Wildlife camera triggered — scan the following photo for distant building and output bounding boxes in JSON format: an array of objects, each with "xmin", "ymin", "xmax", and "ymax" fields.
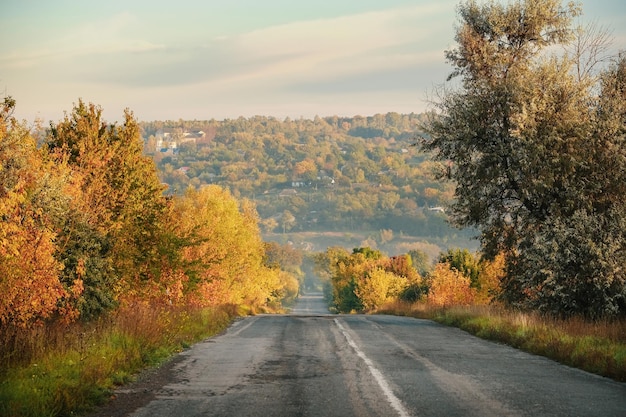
[{"xmin": 428, "ymin": 206, "xmax": 446, "ymax": 213}]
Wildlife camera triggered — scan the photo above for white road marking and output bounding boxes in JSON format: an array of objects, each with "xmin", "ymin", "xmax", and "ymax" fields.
[
  {"xmin": 363, "ymin": 318, "xmax": 518, "ymax": 416},
  {"xmin": 227, "ymin": 317, "xmax": 258, "ymax": 337},
  {"xmin": 334, "ymin": 318, "xmax": 412, "ymax": 417}
]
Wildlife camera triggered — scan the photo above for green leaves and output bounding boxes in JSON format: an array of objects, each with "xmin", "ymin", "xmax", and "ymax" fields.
[{"xmin": 425, "ymin": 1, "xmax": 626, "ymax": 318}]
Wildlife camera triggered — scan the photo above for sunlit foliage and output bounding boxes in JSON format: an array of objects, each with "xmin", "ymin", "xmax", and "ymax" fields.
[
  {"xmin": 427, "ymin": 263, "xmax": 476, "ymax": 307},
  {"xmin": 171, "ymin": 186, "xmax": 282, "ymax": 308},
  {"xmin": 1, "ymin": 98, "xmax": 294, "ymax": 329},
  {"xmin": 0, "ymin": 108, "xmax": 73, "ymax": 326},
  {"xmin": 318, "ymin": 247, "xmax": 423, "ymax": 312}
]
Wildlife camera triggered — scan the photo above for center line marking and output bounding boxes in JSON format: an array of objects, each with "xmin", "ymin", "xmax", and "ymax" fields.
[{"xmin": 334, "ymin": 318, "xmax": 412, "ymax": 417}]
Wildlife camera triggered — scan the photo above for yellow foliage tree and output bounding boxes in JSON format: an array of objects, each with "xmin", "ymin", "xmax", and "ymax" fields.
[
  {"xmin": 476, "ymin": 253, "xmax": 506, "ymax": 304},
  {"xmin": 172, "ymin": 186, "xmax": 281, "ymax": 308},
  {"xmin": 293, "ymin": 158, "xmax": 317, "ymax": 181},
  {"xmin": 427, "ymin": 262, "xmax": 476, "ymax": 307},
  {"xmin": 355, "ymin": 268, "xmax": 407, "ymax": 311}
]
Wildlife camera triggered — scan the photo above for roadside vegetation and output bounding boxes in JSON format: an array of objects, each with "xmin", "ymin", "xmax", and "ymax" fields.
[
  {"xmin": 379, "ymin": 303, "xmax": 626, "ymax": 382},
  {"xmin": 0, "ymin": 303, "xmax": 233, "ymax": 417},
  {"xmin": 0, "ymin": 98, "xmax": 300, "ymax": 417},
  {"xmin": 317, "ymin": 246, "xmax": 626, "ymax": 382},
  {"xmin": 422, "ymin": 0, "xmax": 626, "ymax": 320},
  {"xmin": 375, "ymin": 0, "xmax": 626, "ymax": 382}
]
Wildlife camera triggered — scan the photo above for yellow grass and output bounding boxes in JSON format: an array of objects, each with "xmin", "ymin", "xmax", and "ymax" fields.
[
  {"xmin": 0, "ymin": 303, "xmax": 235, "ymax": 417},
  {"xmin": 378, "ymin": 301, "xmax": 626, "ymax": 381}
]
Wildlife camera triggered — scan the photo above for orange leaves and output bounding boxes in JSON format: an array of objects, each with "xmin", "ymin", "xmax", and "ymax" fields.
[
  {"xmin": 1, "ymin": 99, "xmax": 292, "ymax": 330},
  {"xmin": 293, "ymin": 159, "xmax": 317, "ymax": 180},
  {"xmin": 0, "ymin": 192, "xmax": 66, "ymax": 326},
  {"xmin": 475, "ymin": 254, "xmax": 505, "ymax": 304},
  {"xmin": 0, "ymin": 119, "xmax": 73, "ymax": 327},
  {"xmin": 427, "ymin": 263, "xmax": 476, "ymax": 307}
]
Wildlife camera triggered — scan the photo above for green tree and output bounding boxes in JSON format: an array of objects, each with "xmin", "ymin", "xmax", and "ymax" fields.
[
  {"xmin": 438, "ymin": 249, "xmax": 481, "ymax": 289},
  {"xmin": 313, "ymin": 247, "xmax": 350, "ymax": 303},
  {"xmin": 408, "ymin": 249, "xmax": 432, "ymax": 277},
  {"xmin": 423, "ymin": 0, "xmax": 626, "ymax": 318},
  {"xmin": 46, "ymin": 100, "xmax": 168, "ymax": 302}
]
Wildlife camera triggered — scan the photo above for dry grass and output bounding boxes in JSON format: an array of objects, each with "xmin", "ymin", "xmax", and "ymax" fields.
[
  {"xmin": 0, "ymin": 303, "xmax": 235, "ymax": 417},
  {"xmin": 378, "ymin": 301, "xmax": 626, "ymax": 381}
]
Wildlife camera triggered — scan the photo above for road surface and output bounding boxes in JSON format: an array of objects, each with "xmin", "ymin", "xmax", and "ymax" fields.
[{"xmin": 116, "ymin": 293, "xmax": 626, "ymax": 416}]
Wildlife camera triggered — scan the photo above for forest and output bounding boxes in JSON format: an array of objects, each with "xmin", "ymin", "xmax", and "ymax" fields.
[{"xmin": 140, "ymin": 112, "xmax": 476, "ymax": 256}]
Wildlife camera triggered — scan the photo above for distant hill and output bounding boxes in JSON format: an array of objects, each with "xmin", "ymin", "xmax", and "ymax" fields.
[{"xmin": 140, "ymin": 113, "xmax": 477, "ymax": 257}]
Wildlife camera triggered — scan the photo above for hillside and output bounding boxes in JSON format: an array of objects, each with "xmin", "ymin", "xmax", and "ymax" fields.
[{"xmin": 140, "ymin": 113, "xmax": 477, "ymax": 256}]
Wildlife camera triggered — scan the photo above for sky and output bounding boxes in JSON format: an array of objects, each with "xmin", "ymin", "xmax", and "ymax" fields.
[{"xmin": 1, "ymin": 0, "xmax": 625, "ymax": 123}]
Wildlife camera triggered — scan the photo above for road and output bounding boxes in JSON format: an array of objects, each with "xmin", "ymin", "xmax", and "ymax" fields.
[{"xmin": 123, "ymin": 293, "xmax": 626, "ymax": 417}]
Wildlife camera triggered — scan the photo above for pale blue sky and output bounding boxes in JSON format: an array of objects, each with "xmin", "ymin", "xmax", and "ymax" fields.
[{"xmin": 1, "ymin": 1, "xmax": 624, "ymax": 122}]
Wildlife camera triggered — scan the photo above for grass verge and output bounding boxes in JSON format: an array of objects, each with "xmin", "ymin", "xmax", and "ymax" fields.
[
  {"xmin": 377, "ymin": 302, "xmax": 626, "ymax": 382},
  {"xmin": 0, "ymin": 303, "xmax": 235, "ymax": 417}
]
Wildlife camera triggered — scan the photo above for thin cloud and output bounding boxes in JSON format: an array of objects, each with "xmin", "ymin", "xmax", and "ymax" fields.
[
  {"xmin": 228, "ymin": 4, "xmax": 451, "ymax": 83},
  {"xmin": 144, "ymin": 2, "xmax": 454, "ymax": 103},
  {"xmin": 32, "ymin": 3, "xmax": 452, "ymax": 92},
  {"xmin": 3, "ymin": 0, "xmax": 621, "ymax": 122},
  {"xmin": 0, "ymin": 11, "xmax": 165, "ymax": 70}
]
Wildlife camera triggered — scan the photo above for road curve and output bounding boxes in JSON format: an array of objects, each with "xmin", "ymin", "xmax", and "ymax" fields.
[{"xmin": 125, "ymin": 294, "xmax": 625, "ymax": 417}]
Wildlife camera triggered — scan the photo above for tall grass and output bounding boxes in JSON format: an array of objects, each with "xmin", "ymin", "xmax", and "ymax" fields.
[
  {"xmin": 0, "ymin": 303, "xmax": 234, "ymax": 417},
  {"xmin": 378, "ymin": 301, "xmax": 626, "ymax": 382}
]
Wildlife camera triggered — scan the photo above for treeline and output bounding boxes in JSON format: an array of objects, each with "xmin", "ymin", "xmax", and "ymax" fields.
[
  {"xmin": 139, "ymin": 113, "xmax": 472, "ymax": 242},
  {"xmin": 315, "ymin": 246, "xmax": 501, "ymax": 313},
  {"xmin": 0, "ymin": 98, "xmax": 298, "ymax": 332}
]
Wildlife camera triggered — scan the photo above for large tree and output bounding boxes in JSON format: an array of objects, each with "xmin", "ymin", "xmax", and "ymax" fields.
[
  {"xmin": 46, "ymin": 101, "xmax": 169, "ymax": 309},
  {"xmin": 423, "ymin": 0, "xmax": 626, "ymax": 318}
]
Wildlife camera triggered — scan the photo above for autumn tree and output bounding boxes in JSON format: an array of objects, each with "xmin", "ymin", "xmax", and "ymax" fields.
[
  {"xmin": 263, "ymin": 242, "xmax": 302, "ymax": 305},
  {"xmin": 318, "ymin": 247, "xmax": 418, "ymax": 312},
  {"xmin": 355, "ymin": 268, "xmax": 407, "ymax": 311},
  {"xmin": 313, "ymin": 246, "xmax": 350, "ymax": 303},
  {"xmin": 427, "ymin": 262, "xmax": 476, "ymax": 307},
  {"xmin": 328, "ymin": 249, "xmax": 370, "ymax": 313},
  {"xmin": 171, "ymin": 186, "xmax": 281, "ymax": 308},
  {"xmin": 422, "ymin": 0, "xmax": 626, "ymax": 318},
  {"xmin": 46, "ymin": 100, "xmax": 169, "ymax": 310},
  {"xmin": 264, "ymin": 242, "xmax": 304, "ymax": 281},
  {"xmin": 0, "ymin": 98, "xmax": 80, "ymax": 326},
  {"xmin": 476, "ymin": 253, "xmax": 506, "ymax": 304},
  {"xmin": 293, "ymin": 158, "xmax": 317, "ymax": 181},
  {"xmin": 438, "ymin": 249, "xmax": 481, "ymax": 289}
]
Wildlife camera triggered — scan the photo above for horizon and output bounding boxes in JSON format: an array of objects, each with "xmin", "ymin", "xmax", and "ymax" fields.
[{"xmin": 2, "ymin": 0, "xmax": 625, "ymax": 124}]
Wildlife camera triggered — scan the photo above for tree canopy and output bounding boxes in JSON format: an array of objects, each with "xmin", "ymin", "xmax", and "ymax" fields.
[
  {"xmin": 139, "ymin": 112, "xmax": 474, "ymax": 253},
  {"xmin": 0, "ymin": 99, "xmax": 293, "ymax": 328},
  {"xmin": 422, "ymin": 0, "xmax": 626, "ymax": 318}
]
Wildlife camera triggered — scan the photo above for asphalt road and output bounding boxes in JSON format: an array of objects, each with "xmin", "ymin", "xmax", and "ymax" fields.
[{"xmin": 128, "ymin": 293, "xmax": 626, "ymax": 417}]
